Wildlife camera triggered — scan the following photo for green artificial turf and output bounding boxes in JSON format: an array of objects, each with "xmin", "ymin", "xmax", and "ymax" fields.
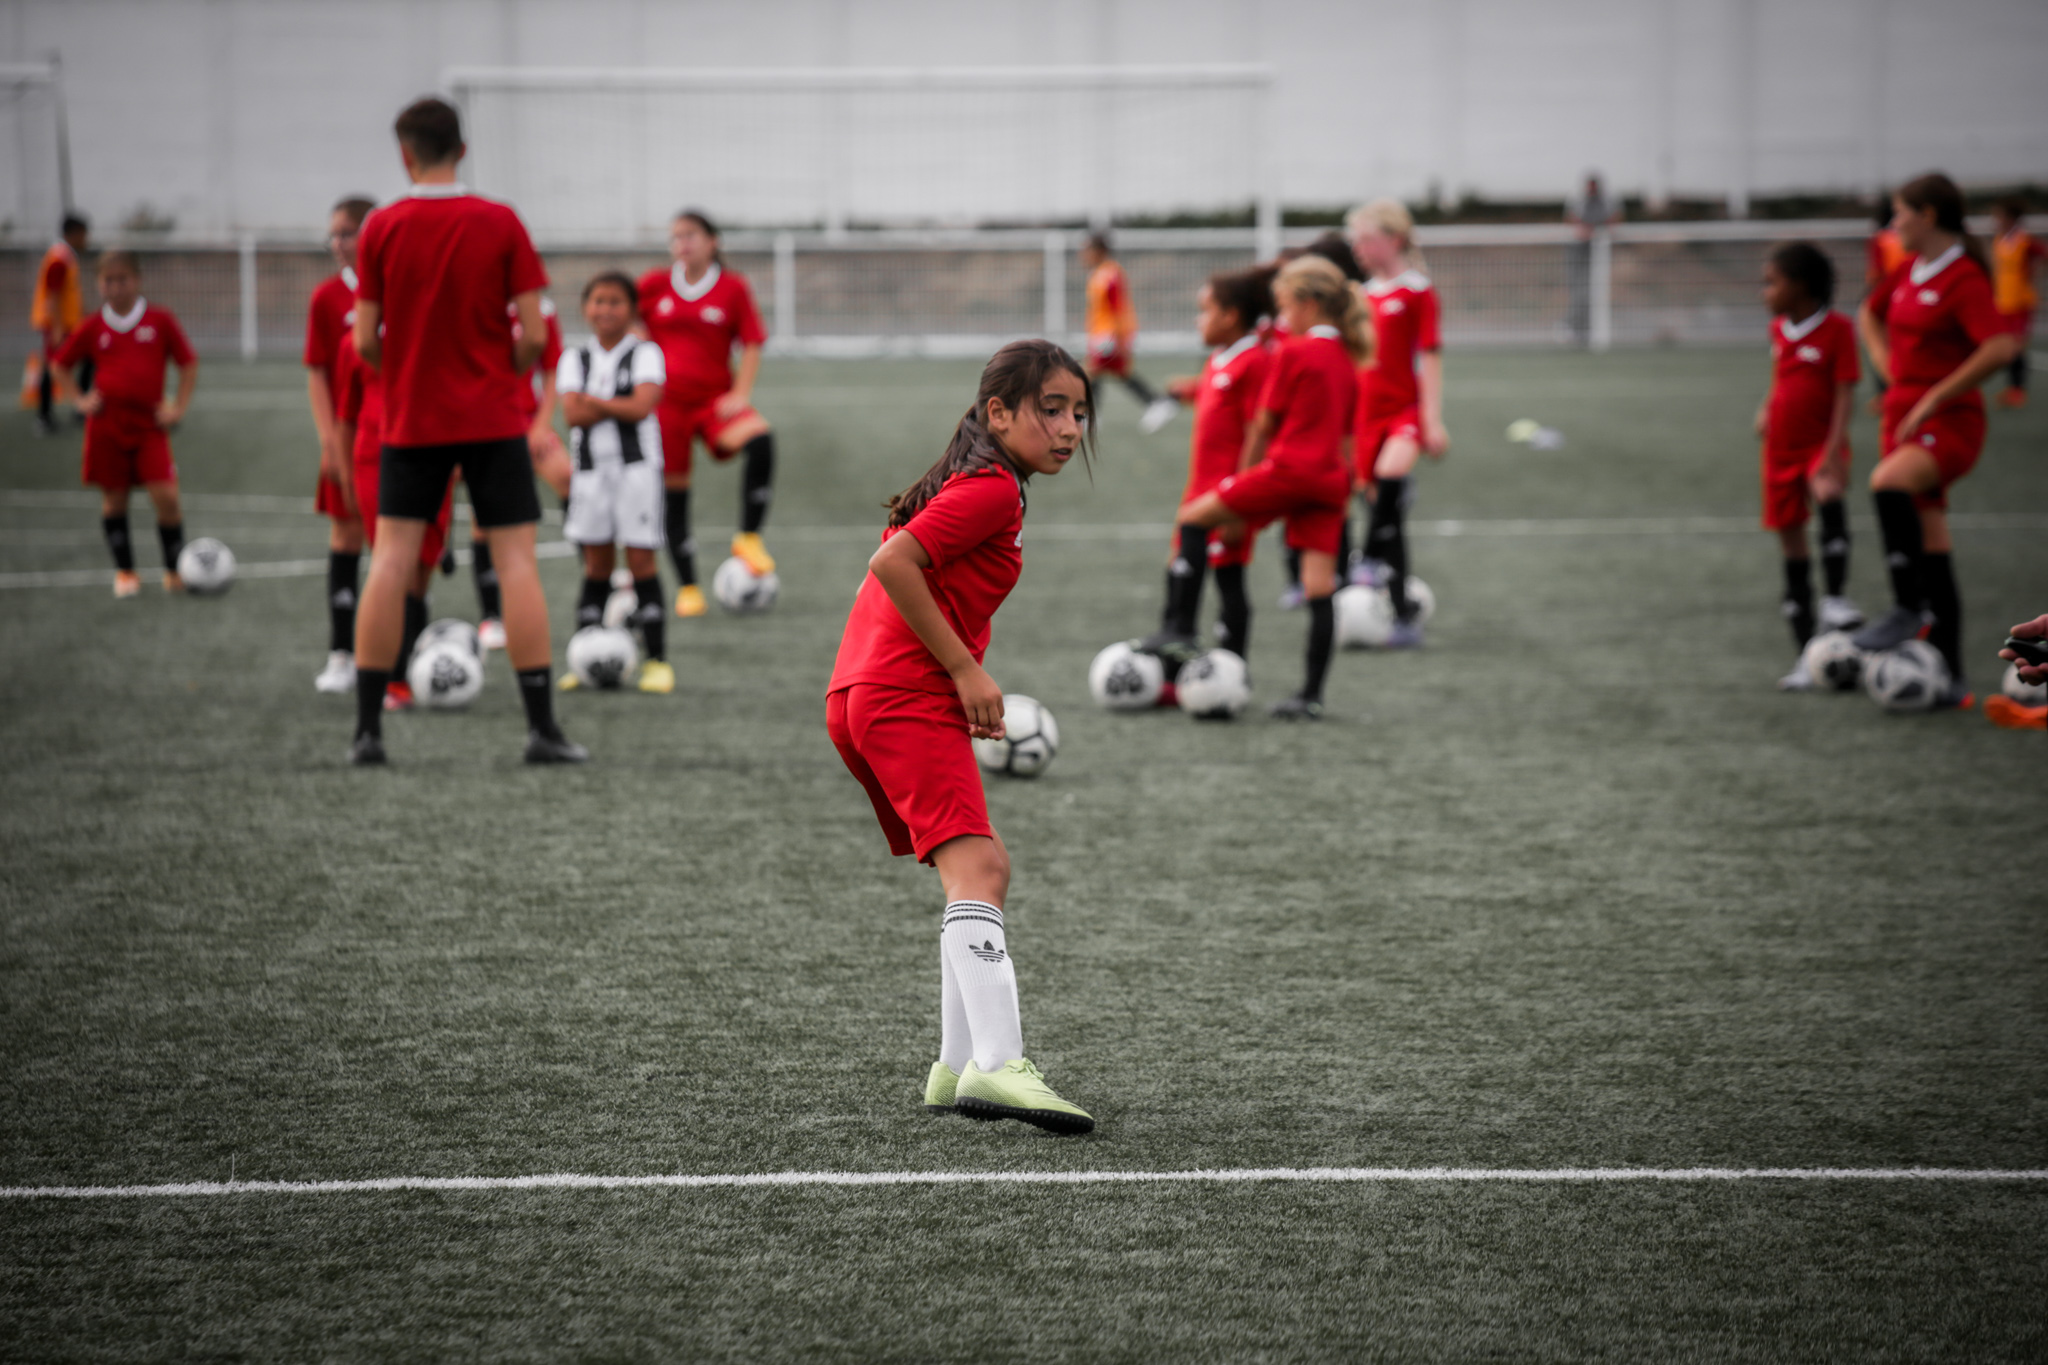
[{"xmin": 2, "ymin": 352, "xmax": 2045, "ymax": 1360}]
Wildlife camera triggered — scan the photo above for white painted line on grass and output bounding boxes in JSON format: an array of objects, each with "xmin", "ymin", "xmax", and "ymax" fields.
[
  {"xmin": 6, "ymin": 1166, "xmax": 2046, "ymax": 1200},
  {"xmin": 0, "ymin": 541, "xmax": 578, "ymax": 590}
]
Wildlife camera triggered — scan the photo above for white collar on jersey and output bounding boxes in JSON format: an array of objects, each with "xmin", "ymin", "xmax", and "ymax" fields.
[
  {"xmin": 1365, "ymin": 269, "xmax": 1430, "ymax": 296},
  {"xmin": 1778, "ymin": 307, "xmax": 1830, "ymax": 342},
  {"xmin": 1209, "ymin": 333, "xmax": 1262, "ymax": 369},
  {"xmin": 1305, "ymin": 324, "xmax": 1341, "ymax": 340},
  {"xmin": 340, "ymin": 266, "xmax": 358, "ymax": 292},
  {"xmin": 672, "ymin": 261, "xmax": 721, "ymax": 302},
  {"xmin": 1909, "ymin": 243, "xmax": 1963, "ymax": 285},
  {"xmin": 406, "ymin": 181, "xmax": 470, "ymax": 199},
  {"xmin": 101, "ymin": 299, "xmax": 147, "ymax": 333}
]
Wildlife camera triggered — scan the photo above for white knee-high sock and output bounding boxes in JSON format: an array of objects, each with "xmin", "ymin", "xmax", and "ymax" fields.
[
  {"xmin": 941, "ymin": 900, "xmax": 1023, "ymax": 1071},
  {"xmin": 938, "ymin": 936, "xmax": 972, "ymax": 1072}
]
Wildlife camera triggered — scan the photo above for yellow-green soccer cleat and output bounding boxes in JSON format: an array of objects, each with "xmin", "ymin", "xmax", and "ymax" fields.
[
  {"xmin": 923, "ymin": 1062, "xmax": 959, "ymax": 1114},
  {"xmin": 953, "ymin": 1058, "xmax": 1094, "ymax": 1135}
]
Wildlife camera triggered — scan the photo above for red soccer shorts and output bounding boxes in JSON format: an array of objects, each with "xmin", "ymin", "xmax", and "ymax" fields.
[
  {"xmin": 1760, "ymin": 445, "xmax": 1825, "ymax": 531},
  {"xmin": 80, "ymin": 414, "xmax": 174, "ymax": 490},
  {"xmin": 315, "ymin": 473, "xmax": 354, "ymax": 519},
  {"xmin": 1086, "ymin": 337, "xmax": 1131, "ymax": 379},
  {"xmin": 659, "ymin": 398, "xmax": 762, "ymax": 477},
  {"xmin": 1216, "ymin": 460, "xmax": 1349, "ymax": 555},
  {"xmin": 828, "ymin": 683, "xmax": 992, "ymax": 865},
  {"xmin": 353, "ymin": 454, "xmax": 453, "ymax": 568},
  {"xmin": 1357, "ymin": 405, "xmax": 1422, "ymax": 475},
  {"xmin": 1880, "ymin": 388, "xmax": 1985, "ymax": 511}
]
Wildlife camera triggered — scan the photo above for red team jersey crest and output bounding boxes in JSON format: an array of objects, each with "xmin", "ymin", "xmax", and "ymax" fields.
[
  {"xmin": 1765, "ymin": 310, "xmax": 1859, "ymax": 454},
  {"xmin": 635, "ymin": 263, "xmax": 768, "ymax": 406}
]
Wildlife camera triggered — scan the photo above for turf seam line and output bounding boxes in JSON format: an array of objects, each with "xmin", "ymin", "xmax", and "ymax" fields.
[{"xmin": 7, "ymin": 1167, "xmax": 2047, "ymax": 1199}]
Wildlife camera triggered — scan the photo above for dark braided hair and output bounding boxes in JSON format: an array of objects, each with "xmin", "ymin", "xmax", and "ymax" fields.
[{"xmin": 1769, "ymin": 241, "xmax": 1836, "ymax": 308}]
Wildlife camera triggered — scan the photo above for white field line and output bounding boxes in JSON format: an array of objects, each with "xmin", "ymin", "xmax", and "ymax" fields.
[
  {"xmin": 0, "ymin": 540, "xmax": 576, "ymax": 589},
  {"xmin": 5, "ymin": 1166, "xmax": 2046, "ymax": 1201}
]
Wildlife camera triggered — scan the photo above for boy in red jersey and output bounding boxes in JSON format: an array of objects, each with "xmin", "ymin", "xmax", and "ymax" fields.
[
  {"xmin": 349, "ymin": 97, "xmax": 582, "ymax": 765},
  {"xmin": 306, "ymin": 196, "xmax": 376, "ymax": 693},
  {"xmin": 1990, "ymin": 198, "xmax": 2044, "ymax": 408},
  {"xmin": 1143, "ymin": 267, "xmax": 1272, "ymax": 659},
  {"xmin": 1853, "ymin": 173, "xmax": 2020, "ymax": 703},
  {"xmin": 470, "ymin": 292, "xmax": 571, "ymax": 652},
  {"xmin": 1079, "ymin": 232, "xmax": 1179, "ymax": 434},
  {"xmin": 1173, "ymin": 257, "xmax": 1369, "ymax": 719},
  {"xmin": 636, "ymin": 210, "xmax": 776, "ymax": 616},
  {"xmin": 31, "ymin": 212, "xmax": 90, "ymax": 435},
  {"xmin": 52, "ymin": 252, "xmax": 198, "ymax": 597},
  {"xmin": 827, "ymin": 339, "xmax": 1095, "ymax": 1134},
  {"xmin": 1755, "ymin": 243, "xmax": 1862, "ymax": 688}
]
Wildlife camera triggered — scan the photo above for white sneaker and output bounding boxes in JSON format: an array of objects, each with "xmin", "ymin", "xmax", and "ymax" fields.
[
  {"xmin": 314, "ymin": 650, "xmax": 357, "ymax": 694},
  {"xmin": 1777, "ymin": 662, "xmax": 1815, "ymax": 692},
  {"xmin": 1818, "ymin": 595, "xmax": 1864, "ymax": 632},
  {"xmin": 478, "ymin": 617, "xmax": 507, "ymax": 652},
  {"xmin": 1140, "ymin": 397, "xmax": 1181, "ymax": 434}
]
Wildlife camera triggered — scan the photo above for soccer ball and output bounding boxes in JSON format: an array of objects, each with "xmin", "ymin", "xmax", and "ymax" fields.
[
  {"xmin": 1403, "ymin": 575, "xmax": 1436, "ymax": 626},
  {"xmin": 1801, "ymin": 630, "xmax": 1865, "ymax": 692},
  {"xmin": 176, "ymin": 537, "xmax": 236, "ymax": 595},
  {"xmin": 712, "ymin": 555, "xmax": 779, "ymax": 612},
  {"xmin": 566, "ymin": 625, "xmax": 639, "ymax": 690},
  {"xmin": 1333, "ymin": 584, "xmax": 1393, "ymax": 648},
  {"xmin": 418, "ymin": 617, "xmax": 480, "ymax": 658},
  {"xmin": 1176, "ymin": 649, "xmax": 1251, "ymax": 720},
  {"xmin": 1088, "ymin": 640, "xmax": 1165, "ymax": 711},
  {"xmin": 602, "ymin": 587, "xmax": 639, "ymax": 629},
  {"xmin": 2002, "ymin": 662, "xmax": 2047, "ymax": 705},
  {"xmin": 406, "ymin": 640, "xmax": 484, "ymax": 710},
  {"xmin": 1863, "ymin": 639, "xmax": 1950, "ymax": 713},
  {"xmin": 971, "ymin": 694, "xmax": 1060, "ymax": 777}
]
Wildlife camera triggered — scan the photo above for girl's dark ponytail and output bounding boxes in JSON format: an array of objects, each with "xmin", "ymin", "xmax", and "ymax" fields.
[{"xmin": 1896, "ymin": 172, "xmax": 1989, "ymax": 275}]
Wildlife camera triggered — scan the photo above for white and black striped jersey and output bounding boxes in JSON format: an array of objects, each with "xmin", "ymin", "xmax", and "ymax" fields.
[{"xmin": 557, "ymin": 336, "xmax": 665, "ymax": 468}]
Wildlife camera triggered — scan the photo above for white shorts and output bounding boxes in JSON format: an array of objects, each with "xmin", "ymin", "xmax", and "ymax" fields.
[{"xmin": 564, "ymin": 459, "xmax": 666, "ymax": 549}]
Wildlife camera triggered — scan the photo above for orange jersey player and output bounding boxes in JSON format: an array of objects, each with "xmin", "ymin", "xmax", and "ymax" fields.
[
  {"xmin": 1990, "ymin": 197, "xmax": 2044, "ymax": 407},
  {"xmin": 1079, "ymin": 232, "xmax": 1180, "ymax": 434},
  {"xmin": 30, "ymin": 212, "xmax": 90, "ymax": 434}
]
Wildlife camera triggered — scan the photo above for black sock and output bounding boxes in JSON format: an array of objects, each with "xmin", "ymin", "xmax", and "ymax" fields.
[
  {"xmin": 517, "ymin": 667, "xmax": 559, "ymax": 737},
  {"xmin": 355, "ymin": 668, "xmax": 389, "ymax": 739},
  {"xmin": 472, "ymin": 540, "xmax": 502, "ymax": 619},
  {"xmin": 1121, "ymin": 373, "xmax": 1161, "ymax": 406},
  {"xmin": 576, "ymin": 575, "xmax": 608, "ymax": 631},
  {"xmin": 1335, "ymin": 520, "xmax": 1354, "ymax": 583},
  {"xmin": 1303, "ymin": 594, "xmax": 1335, "ymax": 701},
  {"xmin": 1215, "ymin": 565, "xmax": 1250, "ymax": 656},
  {"xmin": 1370, "ymin": 477, "xmax": 1412, "ymax": 618},
  {"xmin": 1782, "ymin": 556, "xmax": 1816, "ymax": 648},
  {"xmin": 38, "ymin": 363, "xmax": 54, "ymax": 423},
  {"xmin": 101, "ymin": 515, "xmax": 134, "ymax": 571},
  {"xmin": 739, "ymin": 433, "xmax": 775, "ymax": 534},
  {"xmin": 1285, "ymin": 547, "xmax": 1302, "ymax": 589},
  {"xmin": 633, "ymin": 576, "xmax": 666, "ymax": 662},
  {"xmin": 1167, "ymin": 523, "xmax": 1208, "ymax": 635},
  {"xmin": 1873, "ymin": 489, "xmax": 1925, "ymax": 611},
  {"xmin": 1817, "ymin": 499, "xmax": 1850, "ymax": 598},
  {"xmin": 396, "ymin": 595, "xmax": 427, "ymax": 682},
  {"xmin": 1922, "ymin": 552, "xmax": 1962, "ymax": 679},
  {"xmin": 664, "ymin": 489, "xmax": 696, "ymax": 586},
  {"xmin": 156, "ymin": 521, "xmax": 184, "ymax": 571},
  {"xmin": 2011, "ymin": 348, "xmax": 2029, "ymax": 392},
  {"xmin": 328, "ymin": 551, "xmax": 360, "ymax": 652}
]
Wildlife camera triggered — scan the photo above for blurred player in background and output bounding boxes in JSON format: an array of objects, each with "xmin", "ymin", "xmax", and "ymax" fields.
[
  {"xmin": 307, "ymin": 196, "xmax": 376, "ymax": 694},
  {"xmin": 471, "ymin": 293, "xmax": 571, "ymax": 651},
  {"xmin": 1346, "ymin": 200, "xmax": 1446, "ymax": 649},
  {"xmin": 1990, "ymin": 198, "xmax": 2043, "ymax": 409},
  {"xmin": 1080, "ymin": 232, "xmax": 1179, "ymax": 434},
  {"xmin": 1755, "ymin": 242, "xmax": 1861, "ymax": 688},
  {"xmin": 827, "ymin": 339, "xmax": 1096, "ymax": 1134},
  {"xmin": 1853, "ymin": 172, "xmax": 2019, "ymax": 706},
  {"xmin": 1864, "ymin": 197, "xmax": 1911, "ymax": 413},
  {"xmin": 52, "ymin": 251, "xmax": 198, "ymax": 597},
  {"xmin": 637, "ymin": 210, "xmax": 776, "ymax": 617},
  {"xmin": 1271, "ymin": 233, "xmax": 1363, "ymax": 609},
  {"xmin": 31, "ymin": 213, "xmax": 91, "ymax": 435},
  {"xmin": 558, "ymin": 272, "xmax": 673, "ymax": 694}
]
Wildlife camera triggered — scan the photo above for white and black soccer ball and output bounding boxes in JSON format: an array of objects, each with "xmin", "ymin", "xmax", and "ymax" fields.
[
  {"xmin": 407, "ymin": 640, "xmax": 484, "ymax": 710},
  {"xmin": 1801, "ymin": 630, "xmax": 1865, "ymax": 692},
  {"xmin": 602, "ymin": 586, "xmax": 639, "ymax": 630},
  {"xmin": 2002, "ymin": 662, "xmax": 2048, "ymax": 706},
  {"xmin": 972, "ymin": 693, "xmax": 1060, "ymax": 778},
  {"xmin": 176, "ymin": 537, "xmax": 236, "ymax": 595},
  {"xmin": 1333, "ymin": 583, "xmax": 1393, "ymax": 649},
  {"xmin": 566, "ymin": 625, "xmax": 639, "ymax": 690},
  {"xmin": 712, "ymin": 555, "xmax": 779, "ymax": 613},
  {"xmin": 1863, "ymin": 638, "xmax": 1950, "ymax": 713},
  {"xmin": 1176, "ymin": 649, "xmax": 1252, "ymax": 720},
  {"xmin": 1088, "ymin": 640, "xmax": 1165, "ymax": 711},
  {"xmin": 418, "ymin": 617, "xmax": 481, "ymax": 659},
  {"xmin": 1403, "ymin": 575, "xmax": 1436, "ymax": 626}
]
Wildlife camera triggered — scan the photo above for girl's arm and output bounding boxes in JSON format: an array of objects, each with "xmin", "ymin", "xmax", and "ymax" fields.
[
  {"xmin": 1755, "ymin": 369, "xmax": 1776, "ymax": 439},
  {"xmin": 561, "ymin": 391, "xmax": 601, "ymax": 427},
  {"xmin": 1823, "ymin": 382, "xmax": 1854, "ymax": 460},
  {"xmin": 308, "ymin": 370, "xmax": 340, "ymax": 457},
  {"xmin": 1896, "ymin": 332, "xmax": 2022, "ymax": 439},
  {"xmin": 582, "ymin": 383, "xmax": 662, "ymax": 424},
  {"xmin": 528, "ymin": 372, "xmax": 558, "ymax": 439},
  {"xmin": 867, "ymin": 532, "xmax": 1006, "ymax": 738},
  {"xmin": 1418, "ymin": 351, "xmax": 1448, "ymax": 456},
  {"xmin": 1239, "ymin": 410, "xmax": 1276, "ymax": 471},
  {"xmin": 1856, "ymin": 298, "xmax": 1890, "ymax": 386},
  {"xmin": 334, "ymin": 417, "xmax": 358, "ymax": 516},
  {"xmin": 160, "ymin": 361, "xmax": 198, "ymax": 428},
  {"xmin": 718, "ymin": 343, "xmax": 761, "ymax": 417}
]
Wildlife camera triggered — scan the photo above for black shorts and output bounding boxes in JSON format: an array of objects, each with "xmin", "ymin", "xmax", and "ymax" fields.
[{"xmin": 380, "ymin": 437, "xmax": 541, "ymax": 529}]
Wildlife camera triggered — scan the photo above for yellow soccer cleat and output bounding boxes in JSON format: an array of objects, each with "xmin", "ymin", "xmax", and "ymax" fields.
[
  {"xmin": 731, "ymin": 531, "xmax": 776, "ymax": 576},
  {"xmin": 558, "ymin": 672, "xmax": 580, "ymax": 691},
  {"xmin": 923, "ymin": 1061, "xmax": 960, "ymax": 1114},
  {"xmin": 954, "ymin": 1058, "xmax": 1095, "ymax": 1135},
  {"xmin": 638, "ymin": 659, "xmax": 675, "ymax": 694},
  {"xmin": 674, "ymin": 584, "xmax": 707, "ymax": 618},
  {"xmin": 113, "ymin": 570, "xmax": 141, "ymax": 599}
]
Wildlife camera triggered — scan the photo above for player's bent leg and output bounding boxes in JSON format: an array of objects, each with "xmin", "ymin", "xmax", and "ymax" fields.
[
  {"xmin": 1855, "ymin": 447, "xmax": 1944, "ymax": 652},
  {"xmin": 715, "ymin": 416, "xmax": 776, "ymax": 574}
]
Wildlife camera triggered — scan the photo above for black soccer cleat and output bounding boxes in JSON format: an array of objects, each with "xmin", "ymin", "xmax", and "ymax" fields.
[
  {"xmin": 1851, "ymin": 605, "xmax": 1931, "ymax": 653},
  {"xmin": 1135, "ymin": 627, "xmax": 1197, "ymax": 658},
  {"xmin": 523, "ymin": 729, "xmax": 590, "ymax": 765},
  {"xmin": 1268, "ymin": 693, "xmax": 1324, "ymax": 721},
  {"xmin": 348, "ymin": 732, "xmax": 387, "ymax": 766}
]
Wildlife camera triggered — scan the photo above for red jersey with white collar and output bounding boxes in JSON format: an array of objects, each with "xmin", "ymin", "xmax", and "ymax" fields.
[
  {"xmin": 1258, "ymin": 329, "xmax": 1356, "ymax": 477},
  {"xmin": 1871, "ymin": 248, "xmax": 2003, "ymax": 399},
  {"xmin": 636, "ymin": 263, "xmax": 768, "ymax": 407},
  {"xmin": 1358, "ymin": 271, "xmax": 1440, "ymax": 418},
  {"xmin": 55, "ymin": 301, "xmax": 195, "ymax": 418},
  {"xmin": 1186, "ymin": 333, "xmax": 1269, "ymax": 494},
  {"xmin": 354, "ymin": 184, "xmax": 549, "ymax": 446},
  {"xmin": 303, "ymin": 269, "xmax": 357, "ymax": 415},
  {"xmin": 1766, "ymin": 309, "xmax": 1859, "ymax": 452},
  {"xmin": 829, "ymin": 466, "xmax": 1026, "ymax": 697},
  {"xmin": 510, "ymin": 297, "xmax": 564, "ymax": 422}
]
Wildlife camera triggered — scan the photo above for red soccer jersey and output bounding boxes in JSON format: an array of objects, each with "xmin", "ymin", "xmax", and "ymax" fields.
[
  {"xmin": 1766, "ymin": 309, "xmax": 1859, "ymax": 452},
  {"xmin": 1872, "ymin": 248, "xmax": 2004, "ymax": 397},
  {"xmin": 303, "ymin": 268, "xmax": 357, "ymax": 415},
  {"xmin": 1258, "ymin": 328, "xmax": 1357, "ymax": 476},
  {"xmin": 636, "ymin": 263, "xmax": 768, "ymax": 407},
  {"xmin": 354, "ymin": 185, "xmax": 548, "ymax": 447},
  {"xmin": 55, "ymin": 302, "xmax": 195, "ymax": 417},
  {"xmin": 336, "ymin": 337, "xmax": 384, "ymax": 461},
  {"xmin": 511, "ymin": 297, "xmax": 564, "ymax": 421},
  {"xmin": 1186, "ymin": 333, "xmax": 1270, "ymax": 494},
  {"xmin": 828, "ymin": 466, "xmax": 1026, "ymax": 697},
  {"xmin": 1358, "ymin": 271, "xmax": 1441, "ymax": 417}
]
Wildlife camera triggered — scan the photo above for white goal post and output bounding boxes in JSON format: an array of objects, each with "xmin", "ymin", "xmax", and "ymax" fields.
[{"xmin": 0, "ymin": 60, "xmax": 73, "ymax": 241}]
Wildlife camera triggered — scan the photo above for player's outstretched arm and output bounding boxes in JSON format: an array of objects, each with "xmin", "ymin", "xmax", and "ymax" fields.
[{"xmin": 868, "ymin": 531, "xmax": 1004, "ymax": 739}]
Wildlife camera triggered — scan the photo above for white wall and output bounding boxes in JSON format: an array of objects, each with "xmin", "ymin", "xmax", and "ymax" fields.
[{"xmin": 3, "ymin": 0, "xmax": 2043, "ymax": 240}]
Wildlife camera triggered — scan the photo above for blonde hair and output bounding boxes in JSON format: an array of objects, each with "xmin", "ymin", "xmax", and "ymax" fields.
[
  {"xmin": 1276, "ymin": 256, "xmax": 1372, "ymax": 364},
  {"xmin": 1345, "ymin": 198, "xmax": 1428, "ymax": 274}
]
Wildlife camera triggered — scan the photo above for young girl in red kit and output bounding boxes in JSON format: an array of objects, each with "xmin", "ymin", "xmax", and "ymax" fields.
[{"xmin": 827, "ymin": 339, "xmax": 1096, "ymax": 1135}]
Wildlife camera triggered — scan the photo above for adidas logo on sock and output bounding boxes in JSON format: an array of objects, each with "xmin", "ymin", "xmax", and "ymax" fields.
[
  {"xmin": 332, "ymin": 588, "xmax": 356, "ymax": 609},
  {"xmin": 969, "ymin": 939, "xmax": 1005, "ymax": 963}
]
